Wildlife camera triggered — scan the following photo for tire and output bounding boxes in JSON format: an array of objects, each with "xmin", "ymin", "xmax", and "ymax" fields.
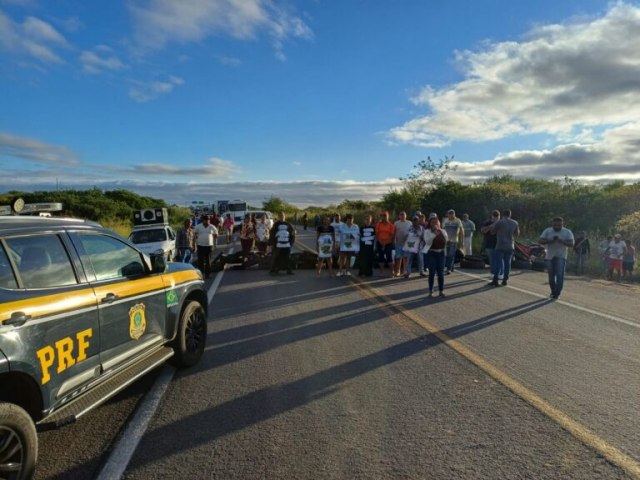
[
  {"xmin": 0, "ymin": 403, "xmax": 37, "ymax": 480},
  {"xmin": 169, "ymin": 301, "xmax": 207, "ymax": 368}
]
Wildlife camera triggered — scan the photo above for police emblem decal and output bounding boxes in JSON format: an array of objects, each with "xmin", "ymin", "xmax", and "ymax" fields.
[{"xmin": 129, "ymin": 303, "xmax": 147, "ymax": 340}]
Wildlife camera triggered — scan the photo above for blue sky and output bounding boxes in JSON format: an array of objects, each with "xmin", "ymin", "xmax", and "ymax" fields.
[{"xmin": 2, "ymin": 0, "xmax": 639, "ymax": 207}]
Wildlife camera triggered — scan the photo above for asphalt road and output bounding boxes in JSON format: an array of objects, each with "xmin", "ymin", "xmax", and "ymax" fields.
[{"xmin": 34, "ymin": 229, "xmax": 640, "ymax": 479}]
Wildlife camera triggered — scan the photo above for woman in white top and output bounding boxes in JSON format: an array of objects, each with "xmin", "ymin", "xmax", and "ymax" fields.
[{"xmin": 255, "ymin": 215, "xmax": 270, "ymax": 253}]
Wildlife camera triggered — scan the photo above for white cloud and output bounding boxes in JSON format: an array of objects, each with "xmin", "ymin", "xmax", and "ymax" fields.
[
  {"xmin": 0, "ymin": 132, "xmax": 79, "ymax": 165},
  {"xmin": 0, "ymin": 10, "xmax": 69, "ymax": 63},
  {"xmin": 452, "ymin": 121, "xmax": 640, "ymax": 183},
  {"xmin": 130, "ymin": 157, "xmax": 238, "ymax": 178},
  {"xmin": 215, "ymin": 54, "xmax": 241, "ymax": 67},
  {"xmin": 81, "ymin": 46, "xmax": 127, "ymax": 74},
  {"xmin": 128, "ymin": 0, "xmax": 312, "ymax": 60},
  {"xmin": 389, "ymin": 3, "xmax": 640, "ymax": 147},
  {"xmin": 128, "ymin": 75, "xmax": 184, "ymax": 102}
]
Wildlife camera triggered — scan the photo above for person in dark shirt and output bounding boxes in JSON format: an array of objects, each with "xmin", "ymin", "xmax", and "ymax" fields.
[
  {"xmin": 269, "ymin": 212, "xmax": 296, "ymax": 275},
  {"xmin": 358, "ymin": 215, "xmax": 376, "ymax": 276},
  {"xmin": 316, "ymin": 216, "xmax": 335, "ymax": 277},
  {"xmin": 480, "ymin": 210, "xmax": 501, "ymax": 279},
  {"xmin": 573, "ymin": 231, "xmax": 591, "ymax": 275}
]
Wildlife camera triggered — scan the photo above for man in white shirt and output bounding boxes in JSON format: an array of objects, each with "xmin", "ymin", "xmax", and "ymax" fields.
[
  {"xmin": 539, "ymin": 217, "xmax": 574, "ymax": 299},
  {"xmin": 393, "ymin": 211, "xmax": 412, "ymax": 277},
  {"xmin": 194, "ymin": 215, "xmax": 218, "ymax": 278}
]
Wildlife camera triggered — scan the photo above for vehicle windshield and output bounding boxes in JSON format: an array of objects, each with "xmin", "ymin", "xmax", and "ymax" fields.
[
  {"xmin": 227, "ymin": 203, "xmax": 247, "ymax": 212},
  {"xmin": 129, "ymin": 229, "xmax": 167, "ymax": 244}
]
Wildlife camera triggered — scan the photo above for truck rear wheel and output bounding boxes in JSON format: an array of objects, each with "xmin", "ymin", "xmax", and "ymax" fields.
[{"xmin": 0, "ymin": 403, "xmax": 37, "ymax": 480}]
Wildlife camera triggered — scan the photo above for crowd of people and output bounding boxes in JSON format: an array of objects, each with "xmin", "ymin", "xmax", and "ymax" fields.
[{"xmin": 175, "ymin": 210, "xmax": 637, "ymax": 296}]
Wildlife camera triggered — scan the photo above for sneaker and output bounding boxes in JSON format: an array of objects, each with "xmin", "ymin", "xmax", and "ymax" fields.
[
  {"xmin": 419, "ymin": 272, "xmax": 427, "ymax": 277},
  {"xmin": 428, "ymin": 291, "xmax": 433, "ymax": 298},
  {"xmin": 439, "ymin": 291, "xmax": 445, "ymax": 297},
  {"xmin": 336, "ymin": 272, "xmax": 343, "ymax": 277},
  {"xmin": 488, "ymin": 280, "xmax": 499, "ymax": 286},
  {"xmin": 501, "ymin": 280, "xmax": 507, "ymax": 286},
  {"xmin": 345, "ymin": 271, "xmax": 352, "ymax": 276}
]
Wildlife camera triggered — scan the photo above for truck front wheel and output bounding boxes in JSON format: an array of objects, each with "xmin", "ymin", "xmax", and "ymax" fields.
[{"xmin": 0, "ymin": 403, "xmax": 37, "ymax": 480}]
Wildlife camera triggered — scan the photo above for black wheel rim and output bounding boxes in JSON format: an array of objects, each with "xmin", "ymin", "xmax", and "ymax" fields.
[
  {"xmin": 185, "ymin": 308, "xmax": 206, "ymax": 353},
  {"xmin": 0, "ymin": 426, "xmax": 24, "ymax": 480}
]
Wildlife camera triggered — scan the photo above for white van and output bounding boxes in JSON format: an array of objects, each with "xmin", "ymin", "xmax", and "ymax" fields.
[{"xmin": 128, "ymin": 225, "xmax": 177, "ymax": 261}]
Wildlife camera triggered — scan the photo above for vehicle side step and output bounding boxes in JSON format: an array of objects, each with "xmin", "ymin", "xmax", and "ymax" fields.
[{"xmin": 38, "ymin": 346, "xmax": 174, "ymax": 430}]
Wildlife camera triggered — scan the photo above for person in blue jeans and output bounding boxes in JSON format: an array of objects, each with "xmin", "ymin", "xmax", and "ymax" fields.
[
  {"xmin": 489, "ymin": 209, "xmax": 519, "ymax": 287},
  {"xmin": 423, "ymin": 216, "xmax": 448, "ymax": 297},
  {"xmin": 539, "ymin": 217, "xmax": 575, "ymax": 299}
]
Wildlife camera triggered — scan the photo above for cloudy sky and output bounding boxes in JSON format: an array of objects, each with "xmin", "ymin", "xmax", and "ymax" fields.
[{"xmin": 1, "ymin": 0, "xmax": 639, "ymax": 207}]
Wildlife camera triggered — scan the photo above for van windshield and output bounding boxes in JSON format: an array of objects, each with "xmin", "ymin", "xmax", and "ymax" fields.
[{"xmin": 129, "ymin": 229, "xmax": 167, "ymax": 243}]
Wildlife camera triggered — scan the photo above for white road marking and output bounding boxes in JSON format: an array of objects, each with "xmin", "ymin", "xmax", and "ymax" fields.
[
  {"xmin": 96, "ymin": 259, "xmax": 228, "ymax": 480},
  {"xmin": 459, "ymin": 269, "xmax": 640, "ymax": 329}
]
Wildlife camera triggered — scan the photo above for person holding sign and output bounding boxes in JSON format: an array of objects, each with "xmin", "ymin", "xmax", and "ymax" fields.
[
  {"xmin": 316, "ymin": 216, "xmax": 336, "ymax": 277},
  {"xmin": 403, "ymin": 216, "xmax": 425, "ymax": 278},
  {"xmin": 337, "ymin": 214, "xmax": 360, "ymax": 277}
]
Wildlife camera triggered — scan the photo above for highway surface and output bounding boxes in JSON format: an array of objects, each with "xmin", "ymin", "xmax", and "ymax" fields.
[{"xmin": 35, "ymin": 228, "xmax": 640, "ymax": 479}]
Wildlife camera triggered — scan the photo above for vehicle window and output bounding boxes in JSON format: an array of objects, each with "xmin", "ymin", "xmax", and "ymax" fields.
[
  {"xmin": 5, "ymin": 235, "xmax": 77, "ymax": 289},
  {"xmin": 167, "ymin": 228, "xmax": 176, "ymax": 241},
  {"xmin": 0, "ymin": 244, "xmax": 18, "ymax": 289},
  {"xmin": 129, "ymin": 229, "xmax": 167, "ymax": 244},
  {"xmin": 78, "ymin": 234, "xmax": 146, "ymax": 281}
]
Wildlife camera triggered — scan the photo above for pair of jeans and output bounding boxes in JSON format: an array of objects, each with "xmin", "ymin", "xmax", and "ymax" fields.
[
  {"xmin": 486, "ymin": 248, "xmax": 504, "ymax": 277},
  {"xmin": 177, "ymin": 247, "xmax": 192, "ymax": 263},
  {"xmin": 445, "ymin": 242, "xmax": 458, "ymax": 272},
  {"xmin": 426, "ymin": 250, "xmax": 445, "ymax": 292},
  {"xmin": 197, "ymin": 245, "xmax": 213, "ymax": 276},
  {"xmin": 492, "ymin": 249, "xmax": 513, "ymax": 282},
  {"xmin": 405, "ymin": 251, "xmax": 419, "ymax": 274},
  {"xmin": 573, "ymin": 252, "xmax": 587, "ymax": 275},
  {"xmin": 547, "ymin": 256, "xmax": 567, "ymax": 296}
]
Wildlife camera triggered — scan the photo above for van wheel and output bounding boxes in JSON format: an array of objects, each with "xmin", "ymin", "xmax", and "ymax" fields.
[
  {"xmin": 169, "ymin": 301, "xmax": 207, "ymax": 368},
  {"xmin": 0, "ymin": 403, "xmax": 37, "ymax": 480}
]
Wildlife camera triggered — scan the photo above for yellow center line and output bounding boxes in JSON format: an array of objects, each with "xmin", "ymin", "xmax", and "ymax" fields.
[{"xmin": 349, "ymin": 277, "xmax": 640, "ymax": 479}]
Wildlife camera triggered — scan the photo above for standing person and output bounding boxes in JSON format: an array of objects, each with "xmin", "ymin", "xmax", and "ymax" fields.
[
  {"xmin": 337, "ymin": 214, "xmax": 360, "ymax": 276},
  {"xmin": 607, "ymin": 234, "xmax": 627, "ymax": 282},
  {"xmin": 222, "ymin": 213, "xmax": 235, "ymax": 244},
  {"xmin": 598, "ymin": 235, "xmax": 612, "ymax": 276},
  {"xmin": 423, "ymin": 216, "xmax": 448, "ymax": 297},
  {"xmin": 210, "ymin": 213, "xmax": 221, "ymax": 231},
  {"xmin": 462, "ymin": 213, "xmax": 476, "ymax": 255},
  {"xmin": 622, "ymin": 240, "xmax": 636, "ymax": 281},
  {"xmin": 443, "ymin": 209, "xmax": 464, "ymax": 274},
  {"xmin": 572, "ymin": 231, "xmax": 591, "ymax": 275},
  {"xmin": 417, "ymin": 213, "xmax": 428, "ymax": 277},
  {"xmin": 358, "ymin": 214, "xmax": 376, "ymax": 277},
  {"xmin": 403, "ymin": 216, "xmax": 424, "ymax": 278},
  {"xmin": 489, "ymin": 209, "xmax": 519, "ymax": 286},
  {"xmin": 194, "ymin": 215, "xmax": 218, "ymax": 279},
  {"xmin": 239, "ymin": 214, "xmax": 256, "ymax": 254},
  {"xmin": 330, "ymin": 213, "xmax": 344, "ymax": 265},
  {"xmin": 393, "ymin": 211, "xmax": 412, "ymax": 277},
  {"xmin": 269, "ymin": 212, "xmax": 296, "ymax": 275},
  {"xmin": 302, "ymin": 212, "xmax": 308, "ymax": 230},
  {"xmin": 316, "ymin": 215, "xmax": 335, "ymax": 277},
  {"xmin": 255, "ymin": 214, "xmax": 270, "ymax": 253},
  {"xmin": 539, "ymin": 217, "xmax": 575, "ymax": 299},
  {"xmin": 481, "ymin": 210, "xmax": 501, "ymax": 280},
  {"xmin": 375, "ymin": 211, "xmax": 395, "ymax": 277},
  {"xmin": 176, "ymin": 218, "xmax": 196, "ymax": 263},
  {"xmin": 314, "ymin": 214, "xmax": 321, "ymax": 229}
]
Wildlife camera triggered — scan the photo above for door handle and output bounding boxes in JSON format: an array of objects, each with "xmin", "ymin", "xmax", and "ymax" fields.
[
  {"xmin": 4, "ymin": 311, "xmax": 31, "ymax": 327},
  {"xmin": 101, "ymin": 293, "xmax": 119, "ymax": 304}
]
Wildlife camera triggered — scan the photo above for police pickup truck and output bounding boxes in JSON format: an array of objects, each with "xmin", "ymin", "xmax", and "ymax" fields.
[{"xmin": 0, "ymin": 200, "xmax": 208, "ymax": 479}]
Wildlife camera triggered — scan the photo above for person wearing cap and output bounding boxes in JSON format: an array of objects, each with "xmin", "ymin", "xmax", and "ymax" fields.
[
  {"xmin": 462, "ymin": 213, "xmax": 476, "ymax": 255},
  {"xmin": 194, "ymin": 215, "xmax": 219, "ymax": 278},
  {"xmin": 443, "ymin": 209, "xmax": 464, "ymax": 274},
  {"xmin": 539, "ymin": 217, "xmax": 574, "ymax": 299},
  {"xmin": 607, "ymin": 234, "xmax": 627, "ymax": 282}
]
